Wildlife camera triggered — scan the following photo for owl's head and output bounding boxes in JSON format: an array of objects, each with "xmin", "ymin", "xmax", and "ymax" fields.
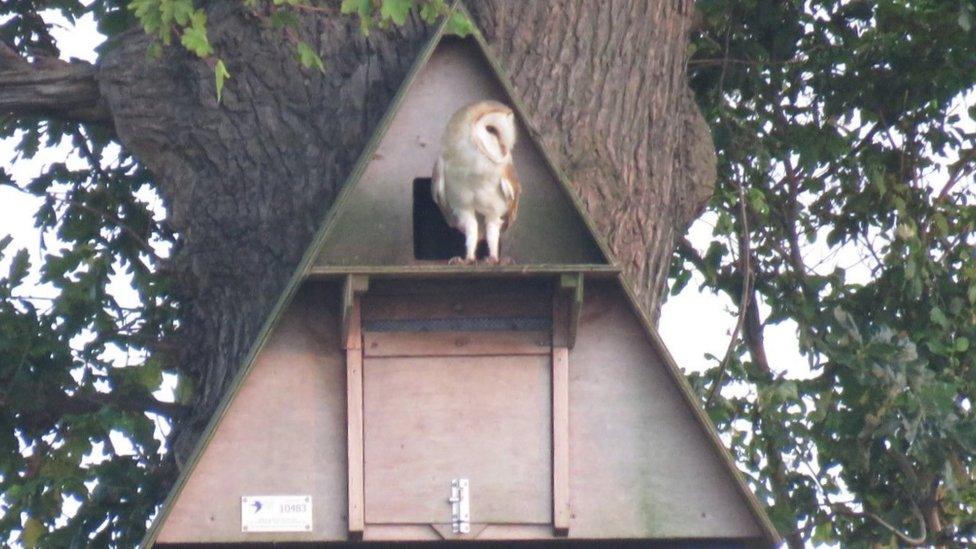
[{"xmin": 470, "ymin": 102, "xmax": 516, "ymax": 164}]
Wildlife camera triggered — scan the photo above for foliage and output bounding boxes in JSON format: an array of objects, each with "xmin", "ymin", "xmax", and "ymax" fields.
[
  {"xmin": 1, "ymin": 2, "xmax": 175, "ymax": 546},
  {"xmin": 126, "ymin": 0, "xmax": 472, "ymax": 99},
  {"xmin": 682, "ymin": 0, "xmax": 976, "ymax": 545},
  {"xmin": 0, "ymin": 1, "xmax": 470, "ymax": 546},
  {"xmin": 3, "ymin": 0, "xmax": 973, "ymax": 546}
]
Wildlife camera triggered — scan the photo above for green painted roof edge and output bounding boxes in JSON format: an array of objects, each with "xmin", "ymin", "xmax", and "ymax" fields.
[
  {"xmin": 613, "ymin": 273, "xmax": 783, "ymax": 546},
  {"xmin": 307, "ymin": 263, "xmax": 620, "ymax": 277},
  {"xmin": 138, "ymin": 8, "xmax": 455, "ymax": 547}
]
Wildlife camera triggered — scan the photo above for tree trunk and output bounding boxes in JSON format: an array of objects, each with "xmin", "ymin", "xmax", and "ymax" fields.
[{"xmin": 86, "ymin": 0, "xmax": 715, "ymax": 461}]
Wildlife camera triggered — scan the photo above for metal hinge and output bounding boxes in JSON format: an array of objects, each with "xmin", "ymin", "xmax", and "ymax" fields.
[{"xmin": 449, "ymin": 478, "xmax": 470, "ymax": 534}]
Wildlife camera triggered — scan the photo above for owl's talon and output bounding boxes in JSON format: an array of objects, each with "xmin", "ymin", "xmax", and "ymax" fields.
[{"xmin": 448, "ymin": 256, "xmax": 476, "ymax": 265}]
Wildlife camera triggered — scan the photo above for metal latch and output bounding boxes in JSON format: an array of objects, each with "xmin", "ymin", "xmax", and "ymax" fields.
[{"xmin": 449, "ymin": 478, "xmax": 470, "ymax": 534}]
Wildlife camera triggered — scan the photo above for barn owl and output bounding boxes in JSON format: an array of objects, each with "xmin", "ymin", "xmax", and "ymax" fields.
[{"xmin": 432, "ymin": 100, "xmax": 521, "ymax": 264}]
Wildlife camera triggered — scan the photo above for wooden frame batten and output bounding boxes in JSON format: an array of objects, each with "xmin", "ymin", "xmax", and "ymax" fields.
[{"xmin": 343, "ymin": 275, "xmax": 368, "ymax": 536}]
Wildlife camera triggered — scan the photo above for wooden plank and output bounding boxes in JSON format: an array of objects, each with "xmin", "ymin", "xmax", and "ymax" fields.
[
  {"xmin": 555, "ymin": 273, "xmax": 583, "ymax": 348},
  {"xmin": 363, "ymin": 330, "xmax": 550, "ymax": 357},
  {"xmin": 345, "ymin": 276, "xmax": 367, "ymax": 537},
  {"xmin": 552, "ymin": 289, "xmax": 569, "ymax": 348},
  {"xmin": 431, "ymin": 523, "xmax": 489, "ymax": 540},
  {"xmin": 366, "ymin": 277, "xmax": 552, "ymax": 297},
  {"xmin": 341, "ymin": 275, "xmax": 368, "ymax": 350},
  {"xmin": 552, "ymin": 346, "xmax": 570, "ymax": 535},
  {"xmin": 478, "ymin": 524, "xmax": 557, "ymax": 540},
  {"xmin": 362, "ymin": 525, "xmax": 442, "ymax": 541},
  {"xmin": 347, "ymin": 348, "xmax": 365, "ymax": 537},
  {"xmin": 363, "ymin": 523, "xmax": 554, "ymax": 541},
  {"xmin": 306, "ymin": 264, "xmax": 621, "ymax": 279},
  {"xmin": 364, "ymin": 293, "xmax": 549, "ymax": 321},
  {"xmin": 363, "ymin": 355, "xmax": 553, "ymax": 525}
]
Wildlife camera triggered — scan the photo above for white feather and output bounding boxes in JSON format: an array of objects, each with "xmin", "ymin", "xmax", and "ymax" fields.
[
  {"xmin": 432, "ymin": 156, "xmax": 447, "ymax": 209},
  {"xmin": 500, "ymin": 176, "xmax": 516, "ymax": 202}
]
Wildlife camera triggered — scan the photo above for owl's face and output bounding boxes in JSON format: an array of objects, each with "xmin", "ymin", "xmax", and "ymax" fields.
[{"xmin": 470, "ymin": 106, "xmax": 516, "ymax": 164}]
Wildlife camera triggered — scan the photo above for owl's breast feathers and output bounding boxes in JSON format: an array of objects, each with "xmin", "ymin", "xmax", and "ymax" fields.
[
  {"xmin": 432, "ymin": 155, "xmax": 519, "ymax": 232},
  {"xmin": 432, "ymin": 100, "xmax": 521, "ymax": 233}
]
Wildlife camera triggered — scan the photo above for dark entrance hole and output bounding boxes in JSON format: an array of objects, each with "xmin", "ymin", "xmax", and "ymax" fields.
[{"xmin": 413, "ymin": 177, "xmax": 487, "ymax": 260}]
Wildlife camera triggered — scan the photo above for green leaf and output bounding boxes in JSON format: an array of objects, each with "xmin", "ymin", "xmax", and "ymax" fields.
[
  {"xmin": 162, "ymin": 0, "xmax": 194, "ymax": 27},
  {"xmin": 955, "ymin": 337, "xmax": 969, "ymax": 352},
  {"xmin": 905, "ymin": 259, "xmax": 916, "ymax": 280},
  {"xmin": 269, "ymin": 10, "xmax": 299, "ymax": 30},
  {"xmin": 179, "ymin": 10, "xmax": 213, "ymax": 58},
  {"xmin": 21, "ymin": 517, "xmax": 44, "ymax": 548},
  {"xmin": 134, "ymin": 359, "xmax": 164, "ymax": 391},
  {"xmin": 959, "ymin": 8, "xmax": 973, "ymax": 32},
  {"xmin": 930, "ymin": 307, "xmax": 950, "ymax": 329},
  {"xmin": 175, "ymin": 373, "xmax": 195, "ymax": 405},
  {"xmin": 341, "ymin": 0, "xmax": 373, "ymax": 34},
  {"xmin": 419, "ymin": 0, "xmax": 448, "ymax": 23},
  {"xmin": 380, "ymin": 0, "xmax": 413, "ymax": 26},
  {"xmin": 296, "ymin": 41, "xmax": 325, "ymax": 73},
  {"xmin": 746, "ymin": 187, "xmax": 769, "ymax": 216},
  {"xmin": 6, "ymin": 249, "xmax": 31, "ymax": 286},
  {"xmin": 214, "ymin": 59, "xmax": 230, "ymax": 103},
  {"xmin": 670, "ymin": 268, "xmax": 693, "ymax": 295},
  {"xmin": 446, "ymin": 10, "xmax": 475, "ymax": 37},
  {"xmin": 146, "ymin": 40, "xmax": 163, "ymax": 60},
  {"xmin": 341, "ymin": 0, "xmax": 372, "ymax": 16}
]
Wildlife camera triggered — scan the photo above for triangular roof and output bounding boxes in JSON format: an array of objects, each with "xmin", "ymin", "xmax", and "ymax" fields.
[
  {"xmin": 307, "ymin": 19, "xmax": 613, "ymax": 272},
  {"xmin": 142, "ymin": 4, "xmax": 780, "ymax": 546}
]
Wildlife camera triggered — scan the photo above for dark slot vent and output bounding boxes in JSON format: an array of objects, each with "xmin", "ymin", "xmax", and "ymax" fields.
[
  {"xmin": 364, "ymin": 317, "xmax": 551, "ymax": 333},
  {"xmin": 413, "ymin": 177, "xmax": 488, "ymax": 260}
]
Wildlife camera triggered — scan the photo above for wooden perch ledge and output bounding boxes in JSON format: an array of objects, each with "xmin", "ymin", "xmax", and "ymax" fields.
[{"xmin": 0, "ymin": 42, "xmax": 110, "ymax": 124}]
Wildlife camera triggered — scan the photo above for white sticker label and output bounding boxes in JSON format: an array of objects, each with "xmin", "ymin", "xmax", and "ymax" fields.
[{"xmin": 241, "ymin": 495, "xmax": 313, "ymax": 533}]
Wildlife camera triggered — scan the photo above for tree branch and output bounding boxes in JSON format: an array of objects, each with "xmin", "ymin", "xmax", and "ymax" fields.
[
  {"xmin": 831, "ymin": 502, "xmax": 928, "ymax": 546},
  {"xmin": 9, "ymin": 387, "xmax": 189, "ymax": 432},
  {"xmin": 705, "ymin": 180, "xmax": 752, "ymax": 407},
  {"xmin": 0, "ymin": 42, "xmax": 110, "ymax": 124}
]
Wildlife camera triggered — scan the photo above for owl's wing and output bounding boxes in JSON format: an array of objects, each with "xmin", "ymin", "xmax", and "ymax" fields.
[
  {"xmin": 500, "ymin": 162, "xmax": 521, "ymax": 231},
  {"xmin": 432, "ymin": 156, "xmax": 454, "ymax": 226}
]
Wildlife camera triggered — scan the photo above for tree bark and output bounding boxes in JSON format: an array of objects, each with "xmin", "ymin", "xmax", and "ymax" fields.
[{"xmin": 88, "ymin": 0, "xmax": 716, "ymax": 461}]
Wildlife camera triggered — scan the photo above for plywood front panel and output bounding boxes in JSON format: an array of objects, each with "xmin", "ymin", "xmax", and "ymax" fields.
[
  {"xmin": 156, "ymin": 283, "xmax": 348, "ymax": 544},
  {"xmin": 567, "ymin": 281, "xmax": 764, "ymax": 540},
  {"xmin": 363, "ymin": 354, "xmax": 552, "ymax": 525},
  {"xmin": 364, "ymin": 330, "xmax": 550, "ymax": 357},
  {"xmin": 363, "ymin": 292, "xmax": 551, "ymax": 321}
]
